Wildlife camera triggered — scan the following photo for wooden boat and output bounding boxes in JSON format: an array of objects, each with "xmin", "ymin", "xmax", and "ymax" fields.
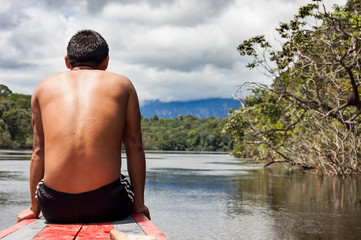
[{"xmin": 0, "ymin": 213, "xmax": 167, "ymax": 240}]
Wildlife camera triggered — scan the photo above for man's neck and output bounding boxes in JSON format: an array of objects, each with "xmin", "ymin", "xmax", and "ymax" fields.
[{"xmin": 71, "ymin": 66, "xmax": 97, "ymax": 71}]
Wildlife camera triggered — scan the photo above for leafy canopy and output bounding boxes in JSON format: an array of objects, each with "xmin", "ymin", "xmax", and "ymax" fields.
[{"xmin": 227, "ymin": 0, "xmax": 361, "ymax": 176}]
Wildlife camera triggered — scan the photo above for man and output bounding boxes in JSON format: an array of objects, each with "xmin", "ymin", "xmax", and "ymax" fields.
[{"xmin": 17, "ymin": 29, "xmax": 150, "ymax": 223}]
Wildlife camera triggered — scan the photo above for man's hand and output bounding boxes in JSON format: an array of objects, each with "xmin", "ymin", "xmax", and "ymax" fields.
[
  {"xmin": 17, "ymin": 207, "xmax": 39, "ymax": 223},
  {"xmin": 133, "ymin": 205, "xmax": 151, "ymax": 220}
]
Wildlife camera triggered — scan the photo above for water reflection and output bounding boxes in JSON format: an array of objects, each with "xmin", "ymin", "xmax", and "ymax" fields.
[
  {"xmin": 0, "ymin": 149, "xmax": 31, "ymax": 161},
  {"xmin": 0, "ymin": 151, "xmax": 360, "ymax": 240},
  {"xmin": 0, "ymin": 150, "xmax": 31, "ymax": 228},
  {"xmin": 0, "ymin": 171, "xmax": 26, "ymax": 181},
  {"xmin": 145, "ymin": 154, "xmax": 361, "ymax": 239},
  {"xmin": 226, "ymin": 168, "xmax": 361, "ymax": 239}
]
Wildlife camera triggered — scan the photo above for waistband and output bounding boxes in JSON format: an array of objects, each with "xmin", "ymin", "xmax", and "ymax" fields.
[{"xmin": 38, "ymin": 177, "xmax": 124, "ymax": 200}]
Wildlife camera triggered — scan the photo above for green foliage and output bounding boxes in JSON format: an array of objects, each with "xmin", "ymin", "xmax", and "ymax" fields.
[
  {"xmin": 0, "ymin": 85, "xmax": 32, "ymax": 149},
  {"xmin": 142, "ymin": 115, "xmax": 234, "ymax": 152},
  {"xmin": 0, "ymin": 84, "xmax": 12, "ymax": 98},
  {"xmin": 0, "ymin": 85, "xmax": 233, "ymax": 152},
  {"xmin": 228, "ymin": 0, "xmax": 361, "ymax": 176}
]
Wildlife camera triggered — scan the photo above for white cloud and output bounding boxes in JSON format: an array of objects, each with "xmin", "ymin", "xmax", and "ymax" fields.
[
  {"xmin": 101, "ymin": 0, "xmax": 234, "ymax": 26},
  {"xmin": 0, "ymin": 0, "xmax": 347, "ymax": 102}
]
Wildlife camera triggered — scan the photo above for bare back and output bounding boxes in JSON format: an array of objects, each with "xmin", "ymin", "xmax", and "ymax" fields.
[{"xmin": 34, "ymin": 69, "xmax": 135, "ymax": 193}]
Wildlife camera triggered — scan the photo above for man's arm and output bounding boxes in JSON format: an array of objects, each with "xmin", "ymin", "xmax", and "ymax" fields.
[
  {"xmin": 17, "ymin": 94, "xmax": 44, "ymax": 222},
  {"xmin": 123, "ymin": 83, "xmax": 150, "ymax": 220}
]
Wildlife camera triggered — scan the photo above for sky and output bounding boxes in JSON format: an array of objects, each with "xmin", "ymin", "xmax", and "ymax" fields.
[{"xmin": 0, "ymin": 0, "xmax": 346, "ymax": 104}]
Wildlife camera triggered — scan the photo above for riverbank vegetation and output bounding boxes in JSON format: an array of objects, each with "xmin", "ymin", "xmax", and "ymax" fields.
[
  {"xmin": 0, "ymin": 84, "xmax": 233, "ymax": 152},
  {"xmin": 142, "ymin": 115, "xmax": 234, "ymax": 152},
  {"xmin": 0, "ymin": 85, "xmax": 32, "ymax": 149},
  {"xmin": 226, "ymin": 0, "xmax": 361, "ymax": 176}
]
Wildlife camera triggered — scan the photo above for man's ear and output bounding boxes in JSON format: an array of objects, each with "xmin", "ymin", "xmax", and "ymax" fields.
[
  {"xmin": 98, "ymin": 56, "xmax": 109, "ymax": 70},
  {"xmin": 64, "ymin": 56, "xmax": 72, "ymax": 69}
]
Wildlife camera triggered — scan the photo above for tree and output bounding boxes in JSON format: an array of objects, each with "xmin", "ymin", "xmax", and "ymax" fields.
[
  {"xmin": 141, "ymin": 115, "xmax": 234, "ymax": 152},
  {"xmin": 0, "ymin": 84, "xmax": 12, "ymax": 98},
  {"xmin": 227, "ymin": 0, "xmax": 361, "ymax": 176},
  {"xmin": 0, "ymin": 85, "xmax": 32, "ymax": 149}
]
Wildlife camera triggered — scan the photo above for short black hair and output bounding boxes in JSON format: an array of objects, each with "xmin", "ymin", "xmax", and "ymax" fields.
[{"xmin": 67, "ymin": 29, "xmax": 109, "ymax": 68}]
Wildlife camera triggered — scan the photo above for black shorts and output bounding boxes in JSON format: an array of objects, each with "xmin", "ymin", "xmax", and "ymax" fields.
[{"xmin": 36, "ymin": 175, "xmax": 134, "ymax": 223}]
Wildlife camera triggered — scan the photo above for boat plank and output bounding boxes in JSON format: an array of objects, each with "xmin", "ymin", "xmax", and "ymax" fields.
[
  {"xmin": 113, "ymin": 215, "xmax": 145, "ymax": 235},
  {"xmin": 32, "ymin": 223, "xmax": 83, "ymax": 240},
  {"xmin": 0, "ymin": 214, "xmax": 167, "ymax": 240},
  {"xmin": 132, "ymin": 214, "xmax": 168, "ymax": 240},
  {"xmin": 0, "ymin": 218, "xmax": 47, "ymax": 240},
  {"xmin": 75, "ymin": 223, "xmax": 113, "ymax": 240}
]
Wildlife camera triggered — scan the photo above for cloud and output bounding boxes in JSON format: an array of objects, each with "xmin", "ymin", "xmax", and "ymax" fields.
[
  {"xmin": 0, "ymin": 0, "xmax": 346, "ymax": 102},
  {"xmin": 100, "ymin": 0, "xmax": 235, "ymax": 27}
]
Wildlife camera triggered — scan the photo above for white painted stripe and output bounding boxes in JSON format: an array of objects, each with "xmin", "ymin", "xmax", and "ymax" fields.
[
  {"xmin": 35, "ymin": 179, "xmax": 44, "ymax": 200},
  {"xmin": 120, "ymin": 176, "xmax": 134, "ymax": 202}
]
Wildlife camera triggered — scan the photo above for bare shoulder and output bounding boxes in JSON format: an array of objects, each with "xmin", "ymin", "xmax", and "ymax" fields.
[
  {"xmin": 33, "ymin": 72, "xmax": 66, "ymax": 95},
  {"xmin": 33, "ymin": 70, "xmax": 136, "ymax": 100},
  {"xmin": 31, "ymin": 72, "xmax": 63, "ymax": 103},
  {"xmin": 103, "ymin": 71, "xmax": 135, "ymax": 89},
  {"xmin": 99, "ymin": 71, "xmax": 138, "ymax": 98}
]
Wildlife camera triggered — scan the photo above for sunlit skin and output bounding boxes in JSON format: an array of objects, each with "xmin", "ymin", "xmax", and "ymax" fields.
[
  {"xmin": 17, "ymin": 56, "xmax": 150, "ymax": 222},
  {"xmin": 110, "ymin": 229, "xmax": 155, "ymax": 240}
]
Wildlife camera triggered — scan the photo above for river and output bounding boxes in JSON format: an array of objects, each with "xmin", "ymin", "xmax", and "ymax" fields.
[{"xmin": 0, "ymin": 150, "xmax": 361, "ymax": 239}]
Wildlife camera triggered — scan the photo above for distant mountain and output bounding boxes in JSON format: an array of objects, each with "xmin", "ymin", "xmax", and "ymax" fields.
[{"xmin": 140, "ymin": 98, "xmax": 240, "ymax": 119}]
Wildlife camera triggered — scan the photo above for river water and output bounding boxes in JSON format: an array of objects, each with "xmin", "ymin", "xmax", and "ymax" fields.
[{"xmin": 0, "ymin": 150, "xmax": 361, "ymax": 239}]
